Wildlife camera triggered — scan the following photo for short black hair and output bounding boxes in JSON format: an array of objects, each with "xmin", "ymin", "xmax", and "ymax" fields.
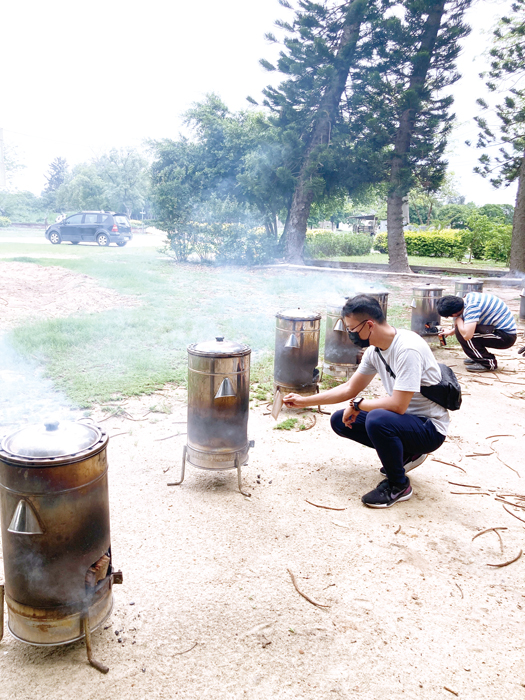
[
  {"xmin": 342, "ymin": 294, "xmax": 385, "ymax": 323},
  {"xmin": 436, "ymin": 295, "xmax": 465, "ymax": 317}
]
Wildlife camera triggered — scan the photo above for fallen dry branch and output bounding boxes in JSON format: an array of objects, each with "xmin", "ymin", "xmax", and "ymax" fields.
[
  {"xmin": 455, "ymin": 583, "xmax": 464, "ymax": 599},
  {"xmin": 502, "ymin": 504, "xmax": 525, "ymax": 525},
  {"xmin": 487, "ymin": 549, "xmax": 522, "ymax": 568},
  {"xmin": 172, "ymin": 642, "xmax": 198, "ymax": 656},
  {"xmin": 472, "ymin": 527, "xmax": 507, "ymax": 541},
  {"xmin": 448, "ymin": 481, "xmax": 480, "ymax": 489},
  {"xmin": 444, "ymin": 687, "xmax": 459, "ymax": 697},
  {"xmin": 109, "ymin": 432, "xmax": 129, "ymax": 439},
  {"xmin": 431, "ymin": 458, "xmax": 466, "ymax": 473},
  {"xmin": 305, "ymin": 499, "xmax": 346, "ymax": 511},
  {"xmin": 154, "ymin": 432, "xmax": 187, "ymax": 442},
  {"xmin": 450, "ymin": 491, "xmax": 489, "ymax": 496},
  {"xmin": 465, "ymin": 452, "xmax": 493, "ymax": 457},
  {"xmin": 287, "ymin": 569, "xmax": 330, "ymax": 609},
  {"xmin": 395, "ymin": 525, "xmax": 401, "ymax": 535},
  {"xmin": 495, "ymin": 497, "xmax": 525, "ymax": 510},
  {"xmin": 486, "ymin": 434, "xmax": 513, "ymax": 439}
]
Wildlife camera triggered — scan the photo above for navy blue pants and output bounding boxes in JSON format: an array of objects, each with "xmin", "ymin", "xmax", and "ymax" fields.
[{"xmin": 330, "ymin": 409, "xmax": 446, "ymax": 488}]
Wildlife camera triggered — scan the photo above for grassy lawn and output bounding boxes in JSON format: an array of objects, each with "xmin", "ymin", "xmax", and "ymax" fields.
[
  {"xmin": 2, "ymin": 239, "xmax": 421, "ymax": 408},
  {"xmin": 327, "ymin": 252, "xmax": 508, "ymax": 270}
]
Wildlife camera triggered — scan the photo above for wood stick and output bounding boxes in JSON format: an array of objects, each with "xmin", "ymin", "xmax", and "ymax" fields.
[
  {"xmin": 486, "ymin": 434, "xmax": 513, "ymax": 439},
  {"xmin": 487, "ymin": 549, "xmax": 522, "ymax": 568},
  {"xmin": 448, "ymin": 481, "xmax": 480, "ymax": 488},
  {"xmin": 395, "ymin": 525, "xmax": 401, "ymax": 535},
  {"xmin": 431, "ymin": 458, "xmax": 466, "ymax": 473},
  {"xmin": 287, "ymin": 569, "xmax": 330, "ymax": 609},
  {"xmin": 465, "ymin": 453, "xmax": 493, "ymax": 457},
  {"xmin": 305, "ymin": 500, "xmax": 346, "ymax": 511},
  {"xmin": 154, "ymin": 432, "xmax": 187, "ymax": 441},
  {"xmin": 502, "ymin": 504, "xmax": 525, "ymax": 524},
  {"xmin": 173, "ymin": 642, "xmax": 197, "ymax": 655},
  {"xmin": 472, "ymin": 527, "xmax": 508, "ymax": 541},
  {"xmin": 444, "ymin": 687, "xmax": 459, "ymax": 696},
  {"xmin": 450, "ymin": 492, "xmax": 489, "ymax": 495},
  {"xmin": 455, "ymin": 583, "xmax": 464, "ymax": 599},
  {"xmin": 495, "ymin": 498, "xmax": 525, "ymax": 510}
]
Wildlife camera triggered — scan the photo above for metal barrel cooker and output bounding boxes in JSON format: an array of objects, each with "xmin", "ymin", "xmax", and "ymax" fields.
[
  {"xmin": 0, "ymin": 419, "xmax": 122, "ymax": 673},
  {"xmin": 323, "ymin": 291, "xmax": 389, "ymax": 379},
  {"xmin": 455, "ymin": 278, "xmax": 483, "ymax": 297},
  {"xmin": 410, "ymin": 284, "xmax": 444, "ymax": 336},
  {"xmin": 520, "ymin": 288, "xmax": 525, "ymax": 322},
  {"xmin": 169, "ymin": 337, "xmax": 253, "ymax": 496},
  {"xmin": 274, "ymin": 309, "xmax": 321, "ymax": 396}
]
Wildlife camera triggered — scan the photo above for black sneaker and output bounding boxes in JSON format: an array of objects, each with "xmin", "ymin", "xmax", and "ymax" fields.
[
  {"xmin": 463, "ymin": 358, "xmax": 477, "ymax": 365},
  {"xmin": 361, "ymin": 479, "xmax": 413, "ymax": 508},
  {"xmin": 380, "ymin": 453, "xmax": 428, "ymax": 476},
  {"xmin": 466, "ymin": 362, "xmax": 493, "ymax": 372}
]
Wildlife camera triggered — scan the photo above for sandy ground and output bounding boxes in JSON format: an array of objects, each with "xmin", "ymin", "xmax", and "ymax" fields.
[{"xmin": 0, "ymin": 264, "xmax": 525, "ymax": 699}]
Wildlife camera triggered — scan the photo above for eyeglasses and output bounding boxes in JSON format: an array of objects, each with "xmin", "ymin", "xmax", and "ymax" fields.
[{"xmin": 345, "ymin": 319, "xmax": 368, "ymax": 336}]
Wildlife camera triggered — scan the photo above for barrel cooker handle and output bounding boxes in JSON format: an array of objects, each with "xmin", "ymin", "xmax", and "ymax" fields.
[{"xmin": 0, "ymin": 583, "xmax": 4, "ymax": 643}]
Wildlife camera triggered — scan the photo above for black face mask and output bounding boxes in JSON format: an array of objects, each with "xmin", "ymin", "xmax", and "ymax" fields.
[{"xmin": 347, "ymin": 320, "xmax": 371, "ymax": 348}]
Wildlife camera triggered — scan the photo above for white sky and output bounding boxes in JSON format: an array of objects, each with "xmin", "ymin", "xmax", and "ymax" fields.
[{"xmin": 0, "ymin": 0, "xmax": 518, "ymax": 206}]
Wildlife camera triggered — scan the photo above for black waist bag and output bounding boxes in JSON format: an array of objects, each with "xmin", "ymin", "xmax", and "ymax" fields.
[{"xmin": 375, "ymin": 348, "xmax": 462, "ymax": 411}]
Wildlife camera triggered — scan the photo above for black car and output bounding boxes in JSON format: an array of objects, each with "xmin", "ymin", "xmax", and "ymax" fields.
[{"xmin": 45, "ymin": 211, "xmax": 133, "ymax": 246}]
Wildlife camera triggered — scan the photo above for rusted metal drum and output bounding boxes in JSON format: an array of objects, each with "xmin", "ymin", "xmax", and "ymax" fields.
[
  {"xmin": 274, "ymin": 309, "xmax": 321, "ymax": 395},
  {"xmin": 186, "ymin": 337, "xmax": 251, "ymax": 470},
  {"xmin": 455, "ymin": 278, "xmax": 483, "ymax": 297},
  {"xmin": 323, "ymin": 291, "xmax": 389, "ymax": 379},
  {"xmin": 410, "ymin": 284, "xmax": 443, "ymax": 336},
  {"xmin": 0, "ymin": 420, "xmax": 118, "ymax": 646}
]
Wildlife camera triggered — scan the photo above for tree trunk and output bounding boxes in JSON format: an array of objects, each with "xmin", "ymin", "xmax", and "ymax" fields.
[
  {"xmin": 509, "ymin": 150, "xmax": 525, "ymax": 276},
  {"xmin": 283, "ymin": 0, "xmax": 368, "ymax": 264},
  {"xmin": 387, "ymin": 0, "xmax": 446, "ymax": 272}
]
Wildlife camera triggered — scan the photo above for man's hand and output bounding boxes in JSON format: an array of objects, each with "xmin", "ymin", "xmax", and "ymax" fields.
[
  {"xmin": 283, "ymin": 393, "xmax": 307, "ymax": 408},
  {"xmin": 342, "ymin": 404, "xmax": 359, "ymax": 428},
  {"xmin": 442, "ymin": 327, "xmax": 456, "ymax": 338}
]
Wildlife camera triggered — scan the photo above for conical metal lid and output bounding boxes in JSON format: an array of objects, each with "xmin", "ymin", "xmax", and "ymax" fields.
[
  {"xmin": 189, "ymin": 337, "xmax": 251, "ymax": 357},
  {"xmin": 277, "ymin": 308, "xmax": 321, "ymax": 321},
  {"xmin": 1, "ymin": 420, "xmax": 101, "ymax": 459}
]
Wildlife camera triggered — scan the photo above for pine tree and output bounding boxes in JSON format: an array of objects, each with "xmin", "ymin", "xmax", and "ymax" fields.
[
  {"xmin": 473, "ymin": 0, "xmax": 525, "ymax": 275},
  {"xmin": 260, "ymin": 0, "xmax": 373, "ymax": 262}
]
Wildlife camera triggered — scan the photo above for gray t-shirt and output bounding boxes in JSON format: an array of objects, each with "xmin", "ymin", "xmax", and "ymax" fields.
[{"xmin": 357, "ymin": 328, "xmax": 450, "ymax": 436}]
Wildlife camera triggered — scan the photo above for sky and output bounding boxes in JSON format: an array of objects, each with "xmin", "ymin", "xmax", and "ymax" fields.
[{"xmin": 0, "ymin": 0, "xmax": 518, "ymax": 207}]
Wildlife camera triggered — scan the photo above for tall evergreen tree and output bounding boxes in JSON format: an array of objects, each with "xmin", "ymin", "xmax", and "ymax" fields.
[
  {"xmin": 42, "ymin": 156, "xmax": 68, "ymax": 210},
  {"xmin": 260, "ymin": 0, "xmax": 373, "ymax": 262},
  {"xmin": 473, "ymin": 0, "xmax": 525, "ymax": 275}
]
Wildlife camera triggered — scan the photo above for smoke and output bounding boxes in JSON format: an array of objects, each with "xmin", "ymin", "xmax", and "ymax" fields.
[{"xmin": 0, "ymin": 333, "xmax": 80, "ymax": 434}]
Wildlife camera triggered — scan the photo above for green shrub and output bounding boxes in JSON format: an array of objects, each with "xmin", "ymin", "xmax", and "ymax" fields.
[
  {"xmin": 373, "ymin": 229, "xmax": 463, "ymax": 258},
  {"xmin": 483, "ymin": 223, "xmax": 512, "ymax": 263},
  {"xmin": 0, "ymin": 216, "xmax": 11, "ymax": 228},
  {"xmin": 304, "ymin": 231, "xmax": 373, "ymax": 258},
  {"xmin": 373, "ymin": 232, "xmax": 388, "ymax": 253}
]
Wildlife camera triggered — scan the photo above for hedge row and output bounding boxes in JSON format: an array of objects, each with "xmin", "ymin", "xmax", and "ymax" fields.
[
  {"xmin": 305, "ymin": 231, "xmax": 373, "ymax": 258},
  {"xmin": 0, "ymin": 216, "xmax": 11, "ymax": 228},
  {"xmin": 374, "ymin": 230, "xmax": 461, "ymax": 257}
]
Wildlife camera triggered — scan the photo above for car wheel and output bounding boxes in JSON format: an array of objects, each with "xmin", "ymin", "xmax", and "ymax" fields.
[
  {"xmin": 96, "ymin": 233, "xmax": 110, "ymax": 246},
  {"xmin": 49, "ymin": 231, "xmax": 61, "ymax": 245},
  {"xmin": 116, "ymin": 241, "xmax": 127, "ymax": 247}
]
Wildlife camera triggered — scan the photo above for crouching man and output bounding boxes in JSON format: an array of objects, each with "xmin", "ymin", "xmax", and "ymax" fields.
[{"xmin": 283, "ymin": 295, "xmax": 449, "ymax": 508}]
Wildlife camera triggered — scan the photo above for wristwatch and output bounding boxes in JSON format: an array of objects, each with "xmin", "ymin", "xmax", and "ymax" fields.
[{"xmin": 352, "ymin": 397, "xmax": 364, "ymax": 412}]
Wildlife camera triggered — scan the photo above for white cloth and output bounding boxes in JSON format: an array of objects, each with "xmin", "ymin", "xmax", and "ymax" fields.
[{"xmin": 357, "ymin": 328, "xmax": 450, "ymax": 436}]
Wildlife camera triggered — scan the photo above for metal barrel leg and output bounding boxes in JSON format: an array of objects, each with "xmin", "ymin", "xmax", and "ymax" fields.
[
  {"xmin": 0, "ymin": 584, "xmax": 4, "ymax": 643},
  {"xmin": 168, "ymin": 445, "xmax": 187, "ymax": 487},
  {"xmin": 82, "ymin": 613, "xmax": 109, "ymax": 674},
  {"xmin": 236, "ymin": 453, "xmax": 251, "ymax": 498}
]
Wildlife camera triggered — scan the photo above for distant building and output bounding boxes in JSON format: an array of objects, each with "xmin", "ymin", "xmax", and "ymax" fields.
[{"xmin": 347, "ymin": 215, "xmax": 378, "ymax": 236}]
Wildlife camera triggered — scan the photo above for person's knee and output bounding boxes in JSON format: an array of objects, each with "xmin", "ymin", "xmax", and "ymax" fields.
[
  {"xmin": 330, "ymin": 409, "xmax": 345, "ymax": 435},
  {"xmin": 365, "ymin": 409, "xmax": 394, "ymax": 438}
]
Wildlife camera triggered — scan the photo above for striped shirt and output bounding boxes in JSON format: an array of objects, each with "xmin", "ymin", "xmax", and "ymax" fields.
[{"xmin": 462, "ymin": 292, "xmax": 517, "ymax": 333}]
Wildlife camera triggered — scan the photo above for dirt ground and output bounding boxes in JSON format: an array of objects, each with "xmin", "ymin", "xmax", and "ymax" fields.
[{"xmin": 1, "ymin": 263, "xmax": 525, "ymax": 699}]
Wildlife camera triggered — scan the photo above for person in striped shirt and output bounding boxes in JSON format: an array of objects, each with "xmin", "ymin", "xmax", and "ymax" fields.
[{"xmin": 437, "ymin": 292, "xmax": 517, "ymax": 372}]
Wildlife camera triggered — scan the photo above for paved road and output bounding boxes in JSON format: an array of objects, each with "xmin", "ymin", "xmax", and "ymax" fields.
[{"xmin": 0, "ymin": 233, "xmax": 166, "ymax": 247}]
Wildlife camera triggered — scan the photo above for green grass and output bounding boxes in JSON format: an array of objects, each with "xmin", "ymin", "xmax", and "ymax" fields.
[
  {"xmin": 327, "ymin": 252, "xmax": 508, "ymax": 270},
  {"xmin": 274, "ymin": 418, "xmax": 299, "ymax": 430},
  {"xmin": 2, "ymin": 238, "xmax": 450, "ymax": 408}
]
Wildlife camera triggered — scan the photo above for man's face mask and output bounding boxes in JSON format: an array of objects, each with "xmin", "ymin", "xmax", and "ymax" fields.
[{"xmin": 346, "ymin": 319, "xmax": 372, "ymax": 348}]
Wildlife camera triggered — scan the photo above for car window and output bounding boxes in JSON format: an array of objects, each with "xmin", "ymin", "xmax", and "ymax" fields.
[
  {"xmin": 84, "ymin": 214, "xmax": 98, "ymax": 224},
  {"xmin": 100, "ymin": 215, "xmax": 111, "ymax": 223},
  {"xmin": 115, "ymin": 216, "xmax": 130, "ymax": 226},
  {"xmin": 66, "ymin": 214, "xmax": 83, "ymax": 224}
]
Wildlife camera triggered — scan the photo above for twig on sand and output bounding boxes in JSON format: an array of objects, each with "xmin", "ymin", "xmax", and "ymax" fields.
[
  {"xmin": 502, "ymin": 504, "xmax": 525, "ymax": 525},
  {"xmin": 444, "ymin": 687, "xmax": 459, "ymax": 696},
  {"xmin": 287, "ymin": 569, "xmax": 330, "ymax": 609},
  {"xmin": 109, "ymin": 432, "xmax": 129, "ymax": 439},
  {"xmin": 486, "ymin": 434, "xmax": 513, "ymax": 439},
  {"xmin": 465, "ymin": 452, "xmax": 493, "ymax": 457},
  {"xmin": 455, "ymin": 583, "xmax": 464, "ymax": 599},
  {"xmin": 395, "ymin": 525, "xmax": 401, "ymax": 535},
  {"xmin": 431, "ymin": 458, "xmax": 466, "ymax": 473},
  {"xmin": 305, "ymin": 499, "xmax": 346, "ymax": 511},
  {"xmin": 173, "ymin": 642, "xmax": 197, "ymax": 655},
  {"xmin": 472, "ymin": 527, "xmax": 507, "ymax": 541},
  {"xmin": 487, "ymin": 549, "xmax": 522, "ymax": 568},
  {"xmin": 495, "ymin": 497, "xmax": 525, "ymax": 510},
  {"xmin": 154, "ymin": 432, "xmax": 187, "ymax": 442},
  {"xmin": 450, "ymin": 492, "xmax": 489, "ymax": 496},
  {"xmin": 448, "ymin": 481, "xmax": 480, "ymax": 488}
]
